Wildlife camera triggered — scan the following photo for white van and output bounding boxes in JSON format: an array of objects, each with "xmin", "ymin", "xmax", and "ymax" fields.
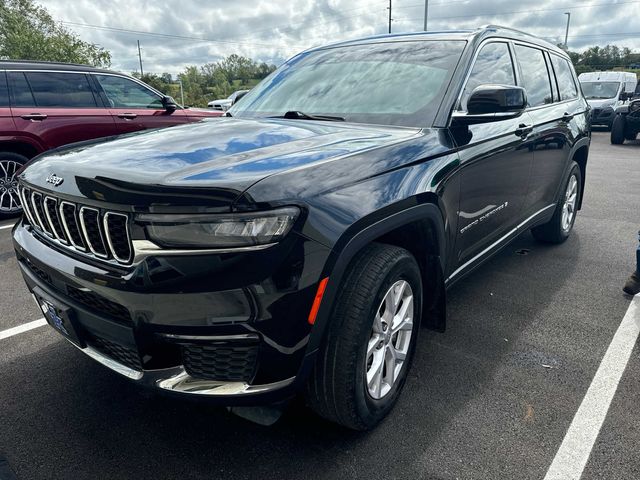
[{"xmin": 578, "ymin": 71, "xmax": 638, "ymax": 128}]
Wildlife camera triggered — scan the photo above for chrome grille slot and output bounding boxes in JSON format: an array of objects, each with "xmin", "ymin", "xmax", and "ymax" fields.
[
  {"xmin": 18, "ymin": 183, "xmax": 133, "ymax": 266},
  {"xmin": 19, "ymin": 186, "xmax": 36, "ymax": 226},
  {"xmin": 79, "ymin": 207, "xmax": 109, "ymax": 259},
  {"xmin": 31, "ymin": 191, "xmax": 52, "ymax": 235},
  {"xmin": 60, "ymin": 202, "xmax": 86, "ymax": 251},
  {"xmin": 44, "ymin": 196, "xmax": 67, "ymax": 243},
  {"xmin": 104, "ymin": 212, "xmax": 132, "ymax": 263}
]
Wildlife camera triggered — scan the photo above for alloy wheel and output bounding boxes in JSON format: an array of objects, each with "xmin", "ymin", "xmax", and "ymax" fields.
[
  {"xmin": 0, "ymin": 159, "xmax": 22, "ymax": 215},
  {"xmin": 561, "ymin": 174, "xmax": 578, "ymax": 232},
  {"xmin": 365, "ymin": 279, "xmax": 414, "ymax": 400}
]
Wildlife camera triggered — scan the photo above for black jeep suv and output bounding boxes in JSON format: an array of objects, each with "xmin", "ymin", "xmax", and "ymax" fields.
[{"xmin": 13, "ymin": 26, "xmax": 590, "ymax": 430}]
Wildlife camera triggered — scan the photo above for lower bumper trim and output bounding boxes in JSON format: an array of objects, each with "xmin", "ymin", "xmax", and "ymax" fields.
[{"xmin": 70, "ymin": 337, "xmax": 295, "ymax": 396}]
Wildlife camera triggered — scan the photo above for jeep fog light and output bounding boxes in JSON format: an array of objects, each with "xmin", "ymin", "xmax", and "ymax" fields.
[{"xmin": 136, "ymin": 207, "xmax": 299, "ymax": 248}]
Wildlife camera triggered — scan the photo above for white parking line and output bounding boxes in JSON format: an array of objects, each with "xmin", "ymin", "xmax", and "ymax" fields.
[
  {"xmin": 0, "ymin": 223, "xmax": 16, "ymax": 231},
  {"xmin": 544, "ymin": 295, "xmax": 640, "ymax": 480},
  {"xmin": 0, "ymin": 318, "xmax": 47, "ymax": 341}
]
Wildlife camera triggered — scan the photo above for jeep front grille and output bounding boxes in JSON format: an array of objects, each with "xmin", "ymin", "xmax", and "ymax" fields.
[{"xmin": 19, "ymin": 184, "xmax": 133, "ymax": 265}]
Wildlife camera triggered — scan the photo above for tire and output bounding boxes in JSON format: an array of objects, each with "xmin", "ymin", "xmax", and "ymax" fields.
[
  {"xmin": 611, "ymin": 115, "xmax": 626, "ymax": 145},
  {"xmin": 531, "ymin": 162, "xmax": 581, "ymax": 244},
  {"xmin": 306, "ymin": 243, "xmax": 422, "ymax": 430},
  {"xmin": 0, "ymin": 152, "xmax": 28, "ymax": 220}
]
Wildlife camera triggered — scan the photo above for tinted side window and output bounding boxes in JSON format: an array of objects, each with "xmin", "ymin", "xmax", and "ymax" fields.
[
  {"xmin": 24, "ymin": 72, "xmax": 97, "ymax": 108},
  {"xmin": 8, "ymin": 72, "xmax": 36, "ymax": 107},
  {"xmin": 514, "ymin": 45, "xmax": 553, "ymax": 107},
  {"xmin": 461, "ymin": 42, "xmax": 515, "ymax": 110},
  {"xmin": 95, "ymin": 75, "xmax": 163, "ymax": 109},
  {"xmin": 0, "ymin": 72, "xmax": 8, "ymax": 107},
  {"xmin": 550, "ymin": 55, "xmax": 578, "ymax": 101}
]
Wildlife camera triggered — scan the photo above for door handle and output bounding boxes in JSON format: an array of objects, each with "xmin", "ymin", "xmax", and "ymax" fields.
[
  {"xmin": 562, "ymin": 112, "xmax": 574, "ymax": 122},
  {"xmin": 515, "ymin": 123, "xmax": 533, "ymax": 137},
  {"xmin": 20, "ymin": 113, "xmax": 47, "ymax": 121},
  {"xmin": 117, "ymin": 113, "xmax": 138, "ymax": 120}
]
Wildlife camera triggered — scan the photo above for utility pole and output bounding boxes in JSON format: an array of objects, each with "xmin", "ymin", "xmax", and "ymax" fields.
[
  {"xmin": 178, "ymin": 79, "xmax": 185, "ymax": 107},
  {"xmin": 137, "ymin": 40, "xmax": 144, "ymax": 77},
  {"xmin": 423, "ymin": 0, "xmax": 429, "ymax": 31},
  {"xmin": 388, "ymin": 0, "xmax": 392, "ymax": 34},
  {"xmin": 564, "ymin": 12, "xmax": 571, "ymax": 50}
]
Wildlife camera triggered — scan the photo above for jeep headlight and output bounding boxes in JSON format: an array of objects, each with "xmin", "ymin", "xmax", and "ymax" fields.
[{"xmin": 136, "ymin": 207, "xmax": 299, "ymax": 248}]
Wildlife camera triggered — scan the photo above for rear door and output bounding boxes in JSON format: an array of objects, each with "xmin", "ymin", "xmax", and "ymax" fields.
[
  {"xmin": 8, "ymin": 71, "xmax": 119, "ymax": 150},
  {"xmin": 452, "ymin": 41, "xmax": 535, "ymax": 269},
  {"xmin": 0, "ymin": 71, "xmax": 16, "ymax": 138},
  {"xmin": 512, "ymin": 45, "xmax": 575, "ymax": 218},
  {"xmin": 92, "ymin": 74, "xmax": 189, "ymax": 134}
]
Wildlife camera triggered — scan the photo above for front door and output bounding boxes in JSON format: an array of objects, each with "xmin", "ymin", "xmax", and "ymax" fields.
[
  {"xmin": 92, "ymin": 74, "xmax": 189, "ymax": 134},
  {"xmin": 452, "ymin": 42, "xmax": 534, "ymax": 270}
]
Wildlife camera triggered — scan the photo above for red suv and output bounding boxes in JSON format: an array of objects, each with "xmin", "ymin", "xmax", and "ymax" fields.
[{"xmin": 0, "ymin": 60, "xmax": 222, "ymax": 218}]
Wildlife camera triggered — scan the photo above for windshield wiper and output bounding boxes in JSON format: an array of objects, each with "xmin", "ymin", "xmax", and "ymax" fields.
[{"xmin": 271, "ymin": 111, "xmax": 345, "ymax": 122}]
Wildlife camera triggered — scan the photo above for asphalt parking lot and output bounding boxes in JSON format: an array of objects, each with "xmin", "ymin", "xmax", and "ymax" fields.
[{"xmin": 0, "ymin": 131, "xmax": 638, "ymax": 480}]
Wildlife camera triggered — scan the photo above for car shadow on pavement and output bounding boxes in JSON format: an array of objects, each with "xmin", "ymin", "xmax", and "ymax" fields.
[{"xmin": 1, "ymin": 232, "xmax": 585, "ymax": 480}]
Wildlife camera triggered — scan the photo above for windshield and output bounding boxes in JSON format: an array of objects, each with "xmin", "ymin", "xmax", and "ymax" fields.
[
  {"xmin": 580, "ymin": 81, "xmax": 620, "ymax": 99},
  {"xmin": 229, "ymin": 40, "xmax": 466, "ymax": 127}
]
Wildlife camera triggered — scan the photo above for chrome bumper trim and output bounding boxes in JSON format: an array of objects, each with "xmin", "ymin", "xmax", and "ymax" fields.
[
  {"xmin": 131, "ymin": 240, "xmax": 276, "ymax": 264},
  {"xmin": 156, "ymin": 371, "xmax": 295, "ymax": 396},
  {"xmin": 69, "ymin": 338, "xmax": 294, "ymax": 396},
  {"xmin": 81, "ymin": 345, "xmax": 144, "ymax": 380}
]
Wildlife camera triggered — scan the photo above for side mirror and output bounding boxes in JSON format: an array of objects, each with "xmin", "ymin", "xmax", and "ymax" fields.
[
  {"xmin": 619, "ymin": 91, "xmax": 631, "ymax": 101},
  {"xmin": 232, "ymin": 90, "xmax": 249, "ymax": 106},
  {"xmin": 453, "ymin": 85, "xmax": 527, "ymax": 125},
  {"xmin": 162, "ymin": 96, "xmax": 178, "ymax": 112}
]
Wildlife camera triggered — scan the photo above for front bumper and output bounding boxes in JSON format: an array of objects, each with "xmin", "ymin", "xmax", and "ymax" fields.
[
  {"xmin": 590, "ymin": 106, "xmax": 615, "ymax": 126},
  {"xmin": 14, "ymin": 220, "xmax": 330, "ymax": 403}
]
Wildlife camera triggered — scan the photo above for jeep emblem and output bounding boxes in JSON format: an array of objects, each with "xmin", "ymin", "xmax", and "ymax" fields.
[{"xmin": 45, "ymin": 174, "xmax": 64, "ymax": 186}]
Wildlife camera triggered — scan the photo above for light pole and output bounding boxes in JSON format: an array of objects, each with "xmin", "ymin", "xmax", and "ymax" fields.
[
  {"xmin": 388, "ymin": 0, "xmax": 392, "ymax": 34},
  {"xmin": 177, "ymin": 79, "xmax": 185, "ymax": 107},
  {"xmin": 564, "ymin": 12, "xmax": 571, "ymax": 49},
  {"xmin": 137, "ymin": 40, "xmax": 144, "ymax": 77},
  {"xmin": 423, "ymin": 0, "xmax": 429, "ymax": 31}
]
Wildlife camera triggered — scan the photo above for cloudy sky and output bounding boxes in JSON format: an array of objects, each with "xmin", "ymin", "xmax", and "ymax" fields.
[{"xmin": 37, "ymin": 0, "xmax": 640, "ymax": 75}]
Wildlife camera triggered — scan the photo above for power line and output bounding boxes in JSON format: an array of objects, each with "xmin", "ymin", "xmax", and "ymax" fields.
[
  {"xmin": 60, "ymin": 21, "xmax": 307, "ymax": 49},
  {"xmin": 421, "ymin": 1, "xmax": 640, "ymax": 21}
]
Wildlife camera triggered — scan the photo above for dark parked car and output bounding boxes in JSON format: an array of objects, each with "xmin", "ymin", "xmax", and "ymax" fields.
[
  {"xmin": 0, "ymin": 61, "xmax": 222, "ymax": 218},
  {"xmin": 13, "ymin": 26, "xmax": 589, "ymax": 430},
  {"xmin": 611, "ymin": 98, "xmax": 640, "ymax": 144}
]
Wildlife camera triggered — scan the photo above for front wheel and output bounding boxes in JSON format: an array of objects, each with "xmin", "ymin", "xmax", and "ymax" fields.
[
  {"xmin": 306, "ymin": 243, "xmax": 422, "ymax": 430},
  {"xmin": 0, "ymin": 152, "xmax": 28, "ymax": 219},
  {"xmin": 611, "ymin": 115, "xmax": 627, "ymax": 145},
  {"xmin": 531, "ymin": 162, "xmax": 581, "ymax": 244}
]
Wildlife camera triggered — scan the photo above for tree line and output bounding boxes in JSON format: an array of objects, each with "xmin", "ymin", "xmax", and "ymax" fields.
[
  {"xmin": 132, "ymin": 55, "xmax": 277, "ymax": 107},
  {"xmin": 565, "ymin": 45, "xmax": 640, "ymax": 75}
]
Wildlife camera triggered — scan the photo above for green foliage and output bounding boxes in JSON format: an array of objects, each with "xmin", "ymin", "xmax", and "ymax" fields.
[
  {"xmin": 0, "ymin": 0, "xmax": 111, "ymax": 67},
  {"xmin": 565, "ymin": 44, "xmax": 640, "ymax": 75},
  {"xmin": 133, "ymin": 55, "xmax": 277, "ymax": 107}
]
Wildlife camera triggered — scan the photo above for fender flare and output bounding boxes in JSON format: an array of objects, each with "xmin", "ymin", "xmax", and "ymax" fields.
[
  {"xmin": 565, "ymin": 136, "xmax": 590, "ymax": 210},
  {"xmin": 307, "ymin": 202, "xmax": 447, "ymax": 352}
]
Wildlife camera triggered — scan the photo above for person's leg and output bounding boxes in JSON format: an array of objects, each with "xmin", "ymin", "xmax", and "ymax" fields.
[{"xmin": 623, "ymin": 231, "xmax": 640, "ymax": 295}]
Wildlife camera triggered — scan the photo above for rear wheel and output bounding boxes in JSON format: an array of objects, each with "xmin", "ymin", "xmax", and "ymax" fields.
[
  {"xmin": 531, "ymin": 162, "xmax": 581, "ymax": 244},
  {"xmin": 306, "ymin": 243, "xmax": 422, "ymax": 430},
  {"xmin": 0, "ymin": 152, "xmax": 27, "ymax": 219},
  {"xmin": 611, "ymin": 115, "xmax": 626, "ymax": 145}
]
